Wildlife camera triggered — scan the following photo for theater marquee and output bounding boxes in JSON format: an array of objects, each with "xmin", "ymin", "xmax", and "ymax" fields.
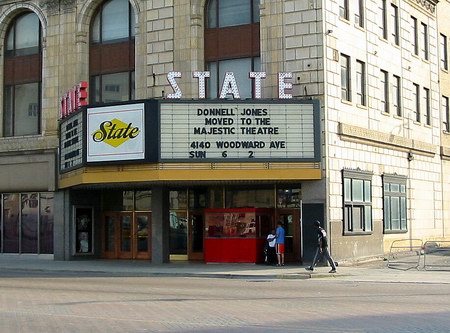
[{"xmin": 159, "ymin": 100, "xmax": 320, "ymax": 162}]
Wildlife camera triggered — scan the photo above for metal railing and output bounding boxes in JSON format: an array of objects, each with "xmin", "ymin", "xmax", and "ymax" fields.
[
  {"xmin": 423, "ymin": 240, "xmax": 450, "ymax": 271},
  {"xmin": 387, "ymin": 239, "xmax": 423, "ymax": 270}
]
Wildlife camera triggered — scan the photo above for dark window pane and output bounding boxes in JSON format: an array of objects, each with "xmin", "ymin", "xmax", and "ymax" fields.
[
  {"xmin": 14, "ymin": 13, "xmax": 40, "ymax": 55},
  {"xmin": 391, "ymin": 196, "xmax": 400, "ymax": 229},
  {"xmin": 219, "ymin": 0, "xmax": 251, "ymax": 27},
  {"xmin": 14, "ymin": 83, "xmax": 40, "ymax": 136},
  {"xmin": 3, "ymin": 194, "xmax": 19, "ymax": 253},
  {"xmin": 102, "ymin": 72, "xmax": 130, "ymax": 102},
  {"xmin": 364, "ymin": 206, "xmax": 372, "ymax": 231},
  {"xmin": 4, "ymin": 86, "xmax": 14, "ymax": 137},
  {"xmin": 352, "ymin": 206, "xmax": 362, "ymax": 231},
  {"xmin": 207, "ymin": 0, "xmax": 217, "ymax": 28},
  {"xmin": 253, "ymin": 0, "xmax": 260, "ymax": 22},
  {"xmin": 102, "ymin": 0, "xmax": 130, "ymax": 41},
  {"xmin": 352, "ymin": 179, "xmax": 364, "ymax": 201},
  {"xmin": 39, "ymin": 193, "xmax": 54, "ymax": 254},
  {"xmin": 135, "ymin": 191, "xmax": 151, "ymax": 211},
  {"xmin": 21, "ymin": 193, "xmax": 38, "ymax": 253},
  {"xmin": 384, "ymin": 196, "xmax": 391, "ymax": 230}
]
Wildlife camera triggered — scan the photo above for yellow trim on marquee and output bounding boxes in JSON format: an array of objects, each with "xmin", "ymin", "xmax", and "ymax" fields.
[{"xmin": 59, "ymin": 163, "xmax": 321, "ymax": 188}]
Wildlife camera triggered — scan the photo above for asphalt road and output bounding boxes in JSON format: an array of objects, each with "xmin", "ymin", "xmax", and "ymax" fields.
[{"xmin": 0, "ymin": 269, "xmax": 449, "ymax": 332}]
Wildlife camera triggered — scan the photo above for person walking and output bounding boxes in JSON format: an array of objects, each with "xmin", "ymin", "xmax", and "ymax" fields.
[
  {"xmin": 306, "ymin": 220, "xmax": 337, "ymax": 273},
  {"xmin": 275, "ymin": 222, "xmax": 285, "ymax": 266}
]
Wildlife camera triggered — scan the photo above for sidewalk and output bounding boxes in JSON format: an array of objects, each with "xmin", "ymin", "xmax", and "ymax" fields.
[{"xmin": 0, "ymin": 254, "xmax": 448, "ymax": 283}]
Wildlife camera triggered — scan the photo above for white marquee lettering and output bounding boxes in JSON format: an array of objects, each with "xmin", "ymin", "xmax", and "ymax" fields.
[
  {"xmin": 219, "ymin": 72, "xmax": 240, "ymax": 99},
  {"xmin": 249, "ymin": 72, "xmax": 266, "ymax": 99},
  {"xmin": 193, "ymin": 71, "xmax": 210, "ymax": 99},
  {"xmin": 166, "ymin": 71, "xmax": 293, "ymax": 99},
  {"xmin": 167, "ymin": 71, "xmax": 182, "ymax": 99},
  {"xmin": 278, "ymin": 72, "xmax": 293, "ymax": 99}
]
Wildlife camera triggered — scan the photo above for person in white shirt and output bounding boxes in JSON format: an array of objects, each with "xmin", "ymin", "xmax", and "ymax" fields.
[{"xmin": 265, "ymin": 229, "xmax": 277, "ymax": 265}]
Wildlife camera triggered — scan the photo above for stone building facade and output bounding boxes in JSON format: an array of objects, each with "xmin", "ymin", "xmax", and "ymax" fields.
[{"xmin": 0, "ymin": 0, "xmax": 449, "ymax": 262}]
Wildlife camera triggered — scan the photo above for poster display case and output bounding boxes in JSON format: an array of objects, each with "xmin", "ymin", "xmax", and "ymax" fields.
[{"xmin": 204, "ymin": 208, "xmax": 274, "ymax": 263}]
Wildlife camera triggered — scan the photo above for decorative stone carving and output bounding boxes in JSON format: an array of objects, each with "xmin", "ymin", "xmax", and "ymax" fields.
[
  {"xmin": 411, "ymin": 0, "xmax": 438, "ymax": 14},
  {"xmin": 39, "ymin": 0, "xmax": 76, "ymax": 15}
]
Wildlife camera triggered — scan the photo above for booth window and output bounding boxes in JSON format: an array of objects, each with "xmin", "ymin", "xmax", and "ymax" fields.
[
  {"xmin": 3, "ymin": 12, "xmax": 41, "ymax": 137},
  {"xmin": 383, "ymin": 175, "xmax": 407, "ymax": 233},
  {"xmin": 343, "ymin": 170, "xmax": 373, "ymax": 234},
  {"xmin": 205, "ymin": 0, "xmax": 260, "ymax": 98},
  {"xmin": 90, "ymin": 0, "xmax": 135, "ymax": 103}
]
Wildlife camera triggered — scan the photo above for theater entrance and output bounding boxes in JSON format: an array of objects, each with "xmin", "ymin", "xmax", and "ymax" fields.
[{"xmin": 101, "ymin": 212, "xmax": 152, "ymax": 259}]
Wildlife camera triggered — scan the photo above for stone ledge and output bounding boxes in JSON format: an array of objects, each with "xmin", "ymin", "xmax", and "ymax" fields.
[{"xmin": 338, "ymin": 122, "xmax": 436, "ymax": 156}]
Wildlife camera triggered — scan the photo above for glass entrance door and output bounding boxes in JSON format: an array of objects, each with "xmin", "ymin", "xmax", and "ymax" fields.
[
  {"xmin": 169, "ymin": 210, "xmax": 188, "ymax": 259},
  {"xmin": 188, "ymin": 213, "xmax": 204, "ymax": 260},
  {"xmin": 102, "ymin": 212, "xmax": 151, "ymax": 259},
  {"xmin": 277, "ymin": 209, "xmax": 301, "ymax": 262}
]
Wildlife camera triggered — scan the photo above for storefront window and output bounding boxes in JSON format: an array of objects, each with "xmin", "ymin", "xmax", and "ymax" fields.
[
  {"xmin": 39, "ymin": 193, "xmax": 54, "ymax": 254},
  {"xmin": 169, "ymin": 190, "xmax": 187, "ymax": 210},
  {"xmin": 277, "ymin": 188, "xmax": 301, "ymax": 208},
  {"xmin": 135, "ymin": 191, "xmax": 151, "ymax": 211},
  {"xmin": 3, "ymin": 194, "xmax": 19, "ymax": 253},
  {"xmin": 21, "ymin": 193, "xmax": 38, "ymax": 253},
  {"xmin": 225, "ymin": 188, "xmax": 274, "ymax": 208}
]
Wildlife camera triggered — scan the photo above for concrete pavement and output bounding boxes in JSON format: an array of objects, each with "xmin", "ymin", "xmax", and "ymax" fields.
[{"xmin": 0, "ymin": 254, "xmax": 449, "ymax": 283}]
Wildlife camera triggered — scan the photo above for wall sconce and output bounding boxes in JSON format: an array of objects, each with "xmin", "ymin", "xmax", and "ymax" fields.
[{"xmin": 407, "ymin": 152, "xmax": 414, "ymax": 161}]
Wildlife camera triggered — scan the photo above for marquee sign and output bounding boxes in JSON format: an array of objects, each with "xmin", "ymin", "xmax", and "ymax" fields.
[
  {"xmin": 60, "ymin": 111, "xmax": 84, "ymax": 172},
  {"xmin": 160, "ymin": 101, "xmax": 320, "ymax": 162},
  {"xmin": 86, "ymin": 103, "xmax": 145, "ymax": 162}
]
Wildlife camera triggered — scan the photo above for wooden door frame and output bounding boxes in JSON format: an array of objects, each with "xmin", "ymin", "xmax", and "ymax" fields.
[{"xmin": 101, "ymin": 211, "xmax": 152, "ymax": 259}]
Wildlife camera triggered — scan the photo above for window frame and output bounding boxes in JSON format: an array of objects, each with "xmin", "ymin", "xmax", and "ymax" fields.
[
  {"xmin": 380, "ymin": 69, "xmax": 389, "ymax": 113},
  {"xmin": 412, "ymin": 16, "xmax": 419, "ymax": 56},
  {"xmin": 421, "ymin": 22, "xmax": 429, "ymax": 60},
  {"xmin": 440, "ymin": 33, "xmax": 448, "ymax": 70},
  {"xmin": 383, "ymin": 174, "xmax": 408, "ymax": 234},
  {"xmin": 3, "ymin": 11, "xmax": 42, "ymax": 137},
  {"xmin": 390, "ymin": 4, "xmax": 399, "ymax": 45},
  {"xmin": 443, "ymin": 96, "xmax": 450, "ymax": 133},
  {"xmin": 339, "ymin": 0, "xmax": 349, "ymax": 21},
  {"xmin": 343, "ymin": 169, "xmax": 373, "ymax": 235},
  {"xmin": 341, "ymin": 53, "xmax": 351, "ymax": 102},
  {"xmin": 381, "ymin": 0, "xmax": 388, "ymax": 40},
  {"xmin": 413, "ymin": 83, "xmax": 420, "ymax": 123},
  {"xmin": 393, "ymin": 75, "xmax": 401, "ymax": 116},
  {"xmin": 356, "ymin": 60, "xmax": 366, "ymax": 106},
  {"xmin": 424, "ymin": 87, "xmax": 431, "ymax": 126},
  {"xmin": 355, "ymin": 0, "xmax": 364, "ymax": 28}
]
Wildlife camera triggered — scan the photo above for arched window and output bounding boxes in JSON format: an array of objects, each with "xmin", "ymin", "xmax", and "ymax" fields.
[
  {"xmin": 90, "ymin": 0, "xmax": 135, "ymax": 103},
  {"xmin": 205, "ymin": 0, "xmax": 260, "ymax": 98},
  {"xmin": 3, "ymin": 12, "xmax": 41, "ymax": 137}
]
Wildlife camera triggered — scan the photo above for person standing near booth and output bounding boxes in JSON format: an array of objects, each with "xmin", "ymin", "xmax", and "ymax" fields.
[{"xmin": 275, "ymin": 222, "xmax": 285, "ymax": 266}]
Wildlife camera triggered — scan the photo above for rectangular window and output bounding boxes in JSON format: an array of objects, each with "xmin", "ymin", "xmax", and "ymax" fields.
[
  {"xmin": 421, "ymin": 23, "xmax": 429, "ymax": 60},
  {"xmin": 413, "ymin": 83, "xmax": 420, "ymax": 122},
  {"xmin": 443, "ymin": 96, "xmax": 450, "ymax": 132},
  {"xmin": 343, "ymin": 170, "xmax": 373, "ymax": 234},
  {"xmin": 356, "ymin": 60, "xmax": 366, "ymax": 105},
  {"xmin": 391, "ymin": 4, "xmax": 399, "ymax": 45},
  {"xmin": 424, "ymin": 87, "xmax": 431, "ymax": 125},
  {"xmin": 383, "ymin": 175, "xmax": 407, "ymax": 233},
  {"xmin": 340, "ymin": 0, "xmax": 349, "ymax": 20},
  {"xmin": 341, "ymin": 53, "xmax": 351, "ymax": 101},
  {"xmin": 355, "ymin": 0, "xmax": 364, "ymax": 28},
  {"xmin": 381, "ymin": 0, "xmax": 388, "ymax": 39},
  {"xmin": 393, "ymin": 75, "xmax": 401, "ymax": 116},
  {"xmin": 380, "ymin": 70, "xmax": 389, "ymax": 113},
  {"xmin": 412, "ymin": 17, "xmax": 419, "ymax": 55},
  {"xmin": 440, "ymin": 34, "xmax": 448, "ymax": 70}
]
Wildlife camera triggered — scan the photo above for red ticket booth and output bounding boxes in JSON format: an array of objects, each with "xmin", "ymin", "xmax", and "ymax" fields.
[{"xmin": 204, "ymin": 208, "xmax": 274, "ymax": 263}]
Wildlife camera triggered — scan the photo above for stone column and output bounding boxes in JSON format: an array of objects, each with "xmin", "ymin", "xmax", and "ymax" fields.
[
  {"xmin": 53, "ymin": 189, "xmax": 70, "ymax": 260},
  {"xmin": 151, "ymin": 187, "xmax": 170, "ymax": 263}
]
